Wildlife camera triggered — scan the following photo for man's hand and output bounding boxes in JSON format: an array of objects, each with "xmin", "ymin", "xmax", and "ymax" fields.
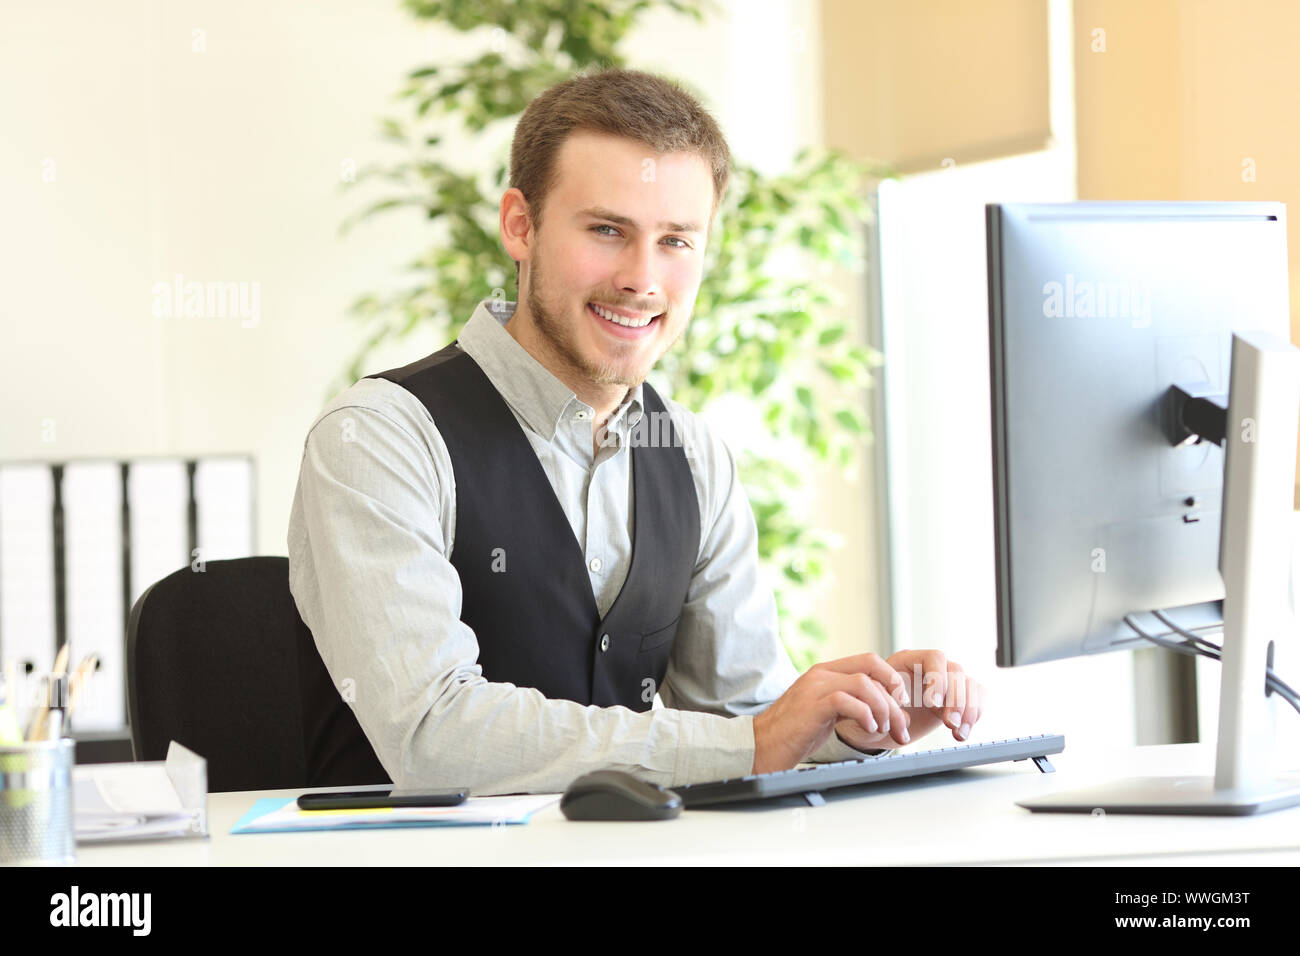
[
  {"xmin": 752, "ymin": 653, "xmax": 912, "ymax": 774},
  {"xmin": 882, "ymin": 649, "xmax": 985, "ymax": 744}
]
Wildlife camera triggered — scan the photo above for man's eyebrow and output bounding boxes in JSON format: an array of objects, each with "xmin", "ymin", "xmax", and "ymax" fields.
[{"xmin": 576, "ymin": 206, "xmax": 702, "ymax": 234}]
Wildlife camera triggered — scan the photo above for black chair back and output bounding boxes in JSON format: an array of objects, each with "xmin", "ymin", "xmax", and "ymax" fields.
[{"xmin": 127, "ymin": 556, "xmax": 309, "ymax": 791}]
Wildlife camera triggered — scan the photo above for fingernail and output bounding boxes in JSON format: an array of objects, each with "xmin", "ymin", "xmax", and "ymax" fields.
[
  {"xmin": 959, "ymin": 723, "xmax": 971, "ymax": 740},
  {"xmin": 948, "ymin": 710, "xmax": 961, "ymax": 726},
  {"xmin": 930, "ymin": 692, "xmax": 943, "ymax": 708},
  {"xmin": 901, "ymin": 727, "xmax": 910, "ymax": 743},
  {"xmin": 881, "ymin": 721, "xmax": 890, "ymax": 735}
]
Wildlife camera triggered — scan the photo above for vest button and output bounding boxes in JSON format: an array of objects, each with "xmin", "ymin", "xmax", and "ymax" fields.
[{"xmin": 599, "ymin": 633, "xmax": 611, "ymax": 652}]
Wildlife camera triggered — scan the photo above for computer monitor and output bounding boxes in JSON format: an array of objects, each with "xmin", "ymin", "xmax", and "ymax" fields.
[{"xmin": 986, "ymin": 201, "xmax": 1300, "ymax": 814}]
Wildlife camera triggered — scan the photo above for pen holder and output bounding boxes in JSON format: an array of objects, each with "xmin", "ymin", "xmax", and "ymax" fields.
[{"xmin": 0, "ymin": 739, "xmax": 75, "ymax": 866}]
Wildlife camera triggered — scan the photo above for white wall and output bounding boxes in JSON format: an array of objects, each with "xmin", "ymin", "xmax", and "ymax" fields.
[{"xmin": 0, "ymin": 1, "xmax": 438, "ymax": 558}]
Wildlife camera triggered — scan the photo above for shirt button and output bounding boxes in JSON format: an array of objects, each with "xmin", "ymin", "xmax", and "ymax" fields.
[
  {"xmin": 589, "ymin": 557, "xmax": 602, "ymax": 572},
  {"xmin": 599, "ymin": 633, "xmax": 611, "ymax": 652},
  {"xmin": 575, "ymin": 410, "xmax": 588, "ymax": 420}
]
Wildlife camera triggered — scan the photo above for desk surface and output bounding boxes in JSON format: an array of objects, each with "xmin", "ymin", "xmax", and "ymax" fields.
[{"xmin": 75, "ymin": 743, "xmax": 1300, "ymax": 866}]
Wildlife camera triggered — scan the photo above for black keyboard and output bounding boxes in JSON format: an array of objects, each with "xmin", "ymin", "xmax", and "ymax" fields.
[{"xmin": 673, "ymin": 734, "xmax": 1066, "ymax": 807}]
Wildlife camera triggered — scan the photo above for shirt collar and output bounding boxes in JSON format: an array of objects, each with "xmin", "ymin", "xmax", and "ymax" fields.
[{"xmin": 456, "ymin": 298, "xmax": 645, "ymax": 441}]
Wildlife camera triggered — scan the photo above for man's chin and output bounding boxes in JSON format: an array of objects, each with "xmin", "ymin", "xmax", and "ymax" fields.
[
  {"xmin": 589, "ymin": 369, "xmax": 648, "ymax": 388},
  {"xmin": 584, "ymin": 351, "xmax": 656, "ymax": 387}
]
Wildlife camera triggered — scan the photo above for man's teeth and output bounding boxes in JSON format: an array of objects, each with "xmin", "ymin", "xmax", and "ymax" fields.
[{"xmin": 591, "ymin": 303, "xmax": 655, "ymax": 328}]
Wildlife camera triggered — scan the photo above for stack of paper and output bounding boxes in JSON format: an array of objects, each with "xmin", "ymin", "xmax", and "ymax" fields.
[
  {"xmin": 72, "ymin": 741, "xmax": 208, "ymax": 843},
  {"xmin": 231, "ymin": 794, "xmax": 559, "ymax": 834}
]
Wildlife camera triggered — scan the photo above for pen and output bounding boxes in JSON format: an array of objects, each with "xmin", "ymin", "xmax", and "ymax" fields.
[
  {"xmin": 51, "ymin": 644, "xmax": 70, "ymax": 680},
  {"xmin": 24, "ymin": 676, "xmax": 50, "ymax": 743},
  {"xmin": 25, "ymin": 645, "xmax": 70, "ymax": 743},
  {"xmin": 66, "ymin": 654, "xmax": 99, "ymax": 727},
  {"xmin": 40, "ymin": 674, "xmax": 69, "ymax": 742}
]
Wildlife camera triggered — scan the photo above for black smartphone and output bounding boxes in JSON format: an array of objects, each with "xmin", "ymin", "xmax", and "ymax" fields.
[{"xmin": 296, "ymin": 788, "xmax": 469, "ymax": 810}]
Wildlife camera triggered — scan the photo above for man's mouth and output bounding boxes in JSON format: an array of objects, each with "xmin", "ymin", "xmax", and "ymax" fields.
[{"xmin": 587, "ymin": 301, "xmax": 661, "ymax": 334}]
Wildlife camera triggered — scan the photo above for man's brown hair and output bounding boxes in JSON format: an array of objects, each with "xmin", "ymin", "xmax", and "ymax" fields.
[{"xmin": 507, "ymin": 67, "xmax": 732, "ymax": 287}]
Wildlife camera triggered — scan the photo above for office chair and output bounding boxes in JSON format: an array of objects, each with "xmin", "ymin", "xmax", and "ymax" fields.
[{"xmin": 126, "ymin": 556, "xmax": 311, "ymax": 792}]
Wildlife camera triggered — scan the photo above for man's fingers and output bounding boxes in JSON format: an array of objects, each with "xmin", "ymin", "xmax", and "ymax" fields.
[
  {"xmin": 958, "ymin": 677, "xmax": 983, "ymax": 740},
  {"xmin": 848, "ymin": 673, "xmax": 893, "ymax": 735},
  {"xmin": 824, "ymin": 672, "xmax": 909, "ymax": 744},
  {"xmin": 817, "ymin": 653, "xmax": 909, "ymax": 706},
  {"xmin": 853, "ymin": 673, "xmax": 910, "ymax": 745},
  {"xmin": 818, "ymin": 652, "xmax": 909, "ymax": 706},
  {"xmin": 826, "ymin": 690, "xmax": 878, "ymax": 736},
  {"xmin": 947, "ymin": 677, "xmax": 983, "ymax": 741},
  {"xmin": 942, "ymin": 667, "xmax": 967, "ymax": 730},
  {"xmin": 866, "ymin": 656, "xmax": 909, "ymax": 706},
  {"xmin": 921, "ymin": 651, "xmax": 948, "ymax": 708},
  {"xmin": 809, "ymin": 651, "xmax": 978, "ymax": 747},
  {"xmin": 814, "ymin": 653, "xmax": 886, "ymax": 675}
]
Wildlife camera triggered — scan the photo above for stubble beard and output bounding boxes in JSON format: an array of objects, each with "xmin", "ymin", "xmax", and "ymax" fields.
[{"xmin": 525, "ymin": 255, "xmax": 657, "ymax": 388}]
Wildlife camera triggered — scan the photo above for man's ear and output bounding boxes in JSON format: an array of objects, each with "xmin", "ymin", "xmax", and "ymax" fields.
[{"xmin": 500, "ymin": 188, "xmax": 534, "ymax": 266}]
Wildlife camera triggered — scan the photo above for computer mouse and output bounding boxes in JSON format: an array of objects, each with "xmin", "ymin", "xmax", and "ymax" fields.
[{"xmin": 560, "ymin": 769, "xmax": 683, "ymax": 821}]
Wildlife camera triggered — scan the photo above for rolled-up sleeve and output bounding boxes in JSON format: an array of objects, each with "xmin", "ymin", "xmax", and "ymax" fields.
[{"xmin": 287, "ymin": 394, "xmax": 757, "ymax": 795}]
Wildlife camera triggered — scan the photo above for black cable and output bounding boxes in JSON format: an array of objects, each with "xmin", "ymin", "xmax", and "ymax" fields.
[
  {"xmin": 1150, "ymin": 610, "xmax": 1224, "ymax": 656},
  {"xmin": 1151, "ymin": 609, "xmax": 1300, "ymax": 707},
  {"xmin": 1122, "ymin": 613, "xmax": 1300, "ymax": 717},
  {"xmin": 1123, "ymin": 613, "xmax": 1218, "ymax": 660}
]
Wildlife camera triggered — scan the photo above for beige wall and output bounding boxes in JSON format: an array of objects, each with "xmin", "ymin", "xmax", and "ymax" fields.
[
  {"xmin": 1075, "ymin": 0, "xmax": 1300, "ymax": 503},
  {"xmin": 822, "ymin": 0, "xmax": 1051, "ymax": 172}
]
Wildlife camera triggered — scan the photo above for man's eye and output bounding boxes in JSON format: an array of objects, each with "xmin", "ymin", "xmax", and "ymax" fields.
[{"xmin": 591, "ymin": 225, "xmax": 690, "ymax": 249}]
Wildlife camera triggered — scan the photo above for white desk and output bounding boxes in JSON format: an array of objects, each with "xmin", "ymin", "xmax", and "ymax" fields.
[{"xmin": 74, "ymin": 742, "xmax": 1300, "ymax": 866}]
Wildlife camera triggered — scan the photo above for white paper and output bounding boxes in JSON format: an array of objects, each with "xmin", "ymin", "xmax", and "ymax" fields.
[
  {"xmin": 72, "ymin": 757, "xmax": 202, "ymax": 842},
  {"xmin": 77, "ymin": 762, "xmax": 184, "ymax": 815},
  {"xmin": 238, "ymin": 793, "xmax": 560, "ymax": 832},
  {"xmin": 77, "ymin": 816, "xmax": 195, "ymax": 842}
]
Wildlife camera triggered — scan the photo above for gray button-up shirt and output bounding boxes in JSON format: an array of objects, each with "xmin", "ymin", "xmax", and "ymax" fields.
[{"xmin": 287, "ymin": 297, "xmax": 881, "ymax": 794}]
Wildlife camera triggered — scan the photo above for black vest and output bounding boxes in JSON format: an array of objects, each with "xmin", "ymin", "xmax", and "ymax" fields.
[{"xmin": 297, "ymin": 342, "xmax": 700, "ymax": 786}]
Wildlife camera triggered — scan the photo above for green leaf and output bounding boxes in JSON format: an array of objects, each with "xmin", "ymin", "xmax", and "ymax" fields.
[
  {"xmin": 834, "ymin": 408, "xmax": 866, "ymax": 433},
  {"xmin": 823, "ymin": 359, "xmax": 857, "ymax": 383},
  {"xmin": 818, "ymin": 325, "xmax": 846, "ymax": 346},
  {"xmin": 798, "ymin": 617, "xmax": 826, "ymax": 640}
]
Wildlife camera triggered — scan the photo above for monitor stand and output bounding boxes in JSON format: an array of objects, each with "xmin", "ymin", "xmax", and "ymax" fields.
[{"xmin": 1020, "ymin": 330, "xmax": 1300, "ymax": 815}]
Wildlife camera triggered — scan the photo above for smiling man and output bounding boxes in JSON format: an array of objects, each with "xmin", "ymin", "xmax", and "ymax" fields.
[{"xmin": 288, "ymin": 68, "xmax": 983, "ymax": 794}]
